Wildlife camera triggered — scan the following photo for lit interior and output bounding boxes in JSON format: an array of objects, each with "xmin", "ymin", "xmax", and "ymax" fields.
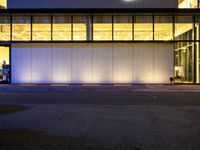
[
  {"xmin": 53, "ymin": 16, "xmax": 72, "ymax": 41},
  {"xmin": 175, "ymin": 24, "xmax": 193, "ymax": 37},
  {"xmin": 0, "ymin": 47, "xmax": 9, "ymax": 68},
  {"xmin": 114, "ymin": 24, "xmax": 132, "ymax": 41},
  {"xmin": 0, "ymin": 46, "xmax": 9, "ymax": 83},
  {"xmin": 53, "ymin": 24, "xmax": 71, "ymax": 41},
  {"xmin": 73, "ymin": 24, "xmax": 87, "ymax": 40},
  {"xmin": 0, "ymin": 0, "xmax": 7, "ymax": 9},
  {"xmin": 12, "ymin": 24, "xmax": 31, "ymax": 41},
  {"xmin": 32, "ymin": 24, "xmax": 51, "ymax": 41},
  {"xmin": 0, "ymin": 15, "xmax": 198, "ymax": 42},
  {"xmin": 154, "ymin": 23, "xmax": 173, "ymax": 40},
  {"xmin": 0, "ymin": 24, "xmax": 10, "ymax": 41},
  {"xmin": 178, "ymin": 0, "xmax": 197, "ymax": 8},
  {"xmin": 32, "ymin": 16, "xmax": 51, "ymax": 41},
  {"xmin": 134, "ymin": 24, "xmax": 153, "ymax": 40},
  {"xmin": 93, "ymin": 24, "xmax": 112, "ymax": 41}
]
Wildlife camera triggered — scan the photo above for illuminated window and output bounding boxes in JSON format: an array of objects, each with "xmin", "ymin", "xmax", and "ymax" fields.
[
  {"xmin": 53, "ymin": 15, "xmax": 71, "ymax": 41},
  {"xmin": 93, "ymin": 16, "xmax": 112, "ymax": 41},
  {"xmin": 73, "ymin": 16, "xmax": 89, "ymax": 41},
  {"xmin": 0, "ymin": 0, "xmax": 7, "ymax": 9},
  {"xmin": 113, "ymin": 16, "xmax": 132, "ymax": 41},
  {"xmin": 195, "ymin": 17, "xmax": 200, "ymax": 83},
  {"xmin": 174, "ymin": 42, "xmax": 194, "ymax": 83},
  {"xmin": 175, "ymin": 16, "xmax": 193, "ymax": 41},
  {"xmin": 178, "ymin": 0, "xmax": 197, "ymax": 8},
  {"xmin": 32, "ymin": 16, "xmax": 51, "ymax": 41},
  {"xmin": 134, "ymin": 16, "xmax": 153, "ymax": 41},
  {"xmin": 0, "ymin": 46, "xmax": 10, "ymax": 83},
  {"xmin": 12, "ymin": 16, "xmax": 31, "ymax": 41},
  {"xmin": 0, "ymin": 16, "xmax": 10, "ymax": 41},
  {"xmin": 154, "ymin": 16, "xmax": 173, "ymax": 41}
]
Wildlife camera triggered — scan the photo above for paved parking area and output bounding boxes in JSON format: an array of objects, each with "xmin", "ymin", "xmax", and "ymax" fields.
[{"xmin": 0, "ymin": 91, "xmax": 200, "ymax": 150}]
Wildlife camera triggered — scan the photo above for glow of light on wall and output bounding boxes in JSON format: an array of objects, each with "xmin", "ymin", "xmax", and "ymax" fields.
[
  {"xmin": 154, "ymin": 70, "xmax": 171, "ymax": 84},
  {"xmin": 52, "ymin": 74, "xmax": 71, "ymax": 83},
  {"xmin": 11, "ymin": 43, "xmax": 173, "ymax": 84},
  {"xmin": 14, "ymin": 72, "xmax": 31, "ymax": 83},
  {"xmin": 114, "ymin": 74, "xmax": 132, "ymax": 83}
]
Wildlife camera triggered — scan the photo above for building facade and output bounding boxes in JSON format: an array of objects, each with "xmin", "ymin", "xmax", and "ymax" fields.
[{"xmin": 0, "ymin": 0, "xmax": 200, "ymax": 84}]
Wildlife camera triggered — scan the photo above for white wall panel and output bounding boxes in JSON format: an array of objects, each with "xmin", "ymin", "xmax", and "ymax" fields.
[
  {"xmin": 154, "ymin": 43, "xmax": 174, "ymax": 83},
  {"xmin": 11, "ymin": 44, "xmax": 32, "ymax": 83},
  {"xmin": 71, "ymin": 44, "xmax": 92, "ymax": 83},
  {"xmin": 113, "ymin": 43, "xmax": 133, "ymax": 83},
  {"xmin": 52, "ymin": 44, "xmax": 72, "ymax": 83},
  {"xmin": 133, "ymin": 43, "xmax": 154, "ymax": 84},
  {"xmin": 92, "ymin": 43, "xmax": 113, "ymax": 83},
  {"xmin": 31, "ymin": 44, "xmax": 52, "ymax": 83},
  {"xmin": 11, "ymin": 43, "xmax": 174, "ymax": 84}
]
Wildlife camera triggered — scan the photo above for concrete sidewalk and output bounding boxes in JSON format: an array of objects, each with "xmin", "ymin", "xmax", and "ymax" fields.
[{"xmin": 0, "ymin": 84, "xmax": 200, "ymax": 92}]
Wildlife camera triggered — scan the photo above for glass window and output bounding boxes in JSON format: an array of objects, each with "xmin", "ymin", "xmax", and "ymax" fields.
[
  {"xmin": 32, "ymin": 15, "xmax": 51, "ymax": 41},
  {"xmin": 0, "ymin": 46, "xmax": 10, "ymax": 83},
  {"xmin": 93, "ymin": 16, "xmax": 112, "ymax": 41},
  {"xmin": 0, "ymin": 16, "xmax": 10, "ymax": 41},
  {"xmin": 174, "ymin": 42, "xmax": 194, "ymax": 83},
  {"xmin": 12, "ymin": 16, "xmax": 31, "ymax": 41},
  {"xmin": 0, "ymin": 0, "xmax": 7, "ymax": 9},
  {"xmin": 178, "ymin": 0, "xmax": 198, "ymax": 8},
  {"xmin": 134, "ymin": 16, "xmax": 153, "ymax": 41},
  {"xmin": 113, "ymin": 16, "xmax": 132, "ymax": 41},
  {"xmin": 73, "ymin": 16, "xmax": 89, "ymax": 41},
  {"xmin": 175, "ymin": 16, "xmax": 193, "ymax": 41},
  {"xmin": 154, "ymin": 16, "xmax": 173, "ymax": 41},
  {"xmin": 53, "ymin": 15, "xmax": 71, "ymax": 41},
  {"xmin": 195, "ymin": 17, "xmax": 200, "ymax": 83}
]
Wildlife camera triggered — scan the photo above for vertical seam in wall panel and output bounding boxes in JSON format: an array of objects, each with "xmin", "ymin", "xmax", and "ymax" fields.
[
  {"xmin": 153, "ymin": 44, "xmax": 155, "ymax": 83},
  {"xmin": 71, "ymin": 44, "xmax": 73, "ymax": 84},
  {"xmin": 31, "ymin": 44, "xmax": 32, "ymax": 83},
  {"xmin": 132, "ymin": 43, "xmax": 134, "ymax": 84},
  {"xmin": 92, "ymin": 43, "xmax": 94, "ymax": 83},
  {"xmin": 51, "ymin": 44, "xmax": 52, "ymax": 83},
  {"xmin": 112, "ymin": 43, "xmax": 114, "ymax": 84}
]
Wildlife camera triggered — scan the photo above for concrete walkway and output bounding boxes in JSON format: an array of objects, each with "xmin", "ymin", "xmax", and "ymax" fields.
[{"xmin": 0, "ymin": 84, "xmax": 200, "ymax": 92}]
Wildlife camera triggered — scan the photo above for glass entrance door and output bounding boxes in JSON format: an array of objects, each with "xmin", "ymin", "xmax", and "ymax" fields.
[{"xmin": 0, "ymin": 46, "xmax": 10, "ymax": 84}]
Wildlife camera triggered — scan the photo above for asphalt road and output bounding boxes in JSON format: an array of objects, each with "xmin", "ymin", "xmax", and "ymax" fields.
[
  {"xmin": 0, "ymin": 91, "xmax": 200, "ymax": 105},
  {"xmin": 1, "ymin": 91, "xmax": 200, "ymax": 150}
]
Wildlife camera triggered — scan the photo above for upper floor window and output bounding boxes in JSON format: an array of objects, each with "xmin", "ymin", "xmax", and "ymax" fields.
[
  {"xmin": 178, "ymin": 0, "xmax": 198, "ymax": 8},
  {"xmin": 0, "ymin": 0, "xmax": 7, "ymax": 9}
]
